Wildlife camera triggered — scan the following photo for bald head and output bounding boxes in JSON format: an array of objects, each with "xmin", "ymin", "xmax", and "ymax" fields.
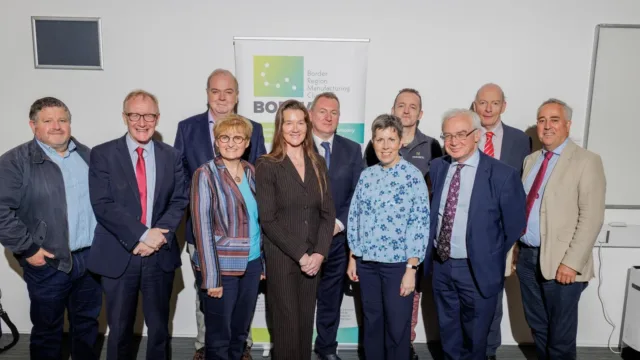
[{"xmin": 473, "ymin": 83, "xmax": 507, "ymax": 130}]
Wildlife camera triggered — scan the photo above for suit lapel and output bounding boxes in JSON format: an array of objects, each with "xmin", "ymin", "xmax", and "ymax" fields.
[
  {"xmin": 152, "ymin": 141, "xmax": 164, "ymax": 212},
  {"xmin": 522, "ymin": 150, "xmax": 541, "ymax": 181},
  {"xmin": 431, "ymin": 157, "xmax": 450, "ymax": 228},
  {"xmin": 197, "ymin": 113, "xmax": 215, "ymax": 160},
  {"xmin": 116, "ymin": 135, "xmax": 141, "ymax": 204},
  {"xmin": 328, "ymin": 136, "xmax": 341, "ymax": 179},
  {"xmin": 499, "ymin": 126, "xmax": 514, "ymax": 165},
  {"xmin": 468, "ymin": 153, "xmax": 491, "ymax": 227},
  {"xmin": 544, "ymin": 140, "xmax": 577, "ymax": 195},
  {"xmin": 281, "ymin": 155, "xmax": 307, "ymax": 188}
]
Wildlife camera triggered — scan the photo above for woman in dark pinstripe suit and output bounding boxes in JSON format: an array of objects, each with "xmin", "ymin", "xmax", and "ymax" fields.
[{"xmin": 255, "ymin": 100, "xmax": 335, "ymax": 360}]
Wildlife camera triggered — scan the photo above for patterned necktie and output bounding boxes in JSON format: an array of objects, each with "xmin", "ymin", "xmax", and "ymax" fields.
[
  {"xmin": 524, "ymin": 151, "xmax": 554, "ymax": 231},
  {"xmin": 321, "ymin": 141, "xmax": 331, "ymax": 169},
  {"xmin": 135, "ymin": 147, "xmax": 147, "ymax": 225},
  {"xmin": 437, "ymin": 164, "xmax": 464, "ymax": 261},
  {"xmin": 484, "ymin": 132, "xmax": 495, "ymax": 158}
]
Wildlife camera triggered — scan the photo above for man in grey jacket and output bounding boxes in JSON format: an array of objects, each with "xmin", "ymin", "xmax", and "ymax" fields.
[{"xmin": 0, "ymin": 97, "xmax": 101, "ymax": 360}]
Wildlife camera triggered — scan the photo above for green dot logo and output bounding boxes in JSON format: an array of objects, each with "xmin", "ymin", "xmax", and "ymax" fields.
[{"xmin": 253, "ymin": 56, "xmax": 304, "ymax": 97}]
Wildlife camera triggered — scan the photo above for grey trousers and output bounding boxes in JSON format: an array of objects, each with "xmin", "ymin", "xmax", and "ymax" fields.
[{"xmin": 188, "ymin": 243, "xmax": 254, "ymax": 350}]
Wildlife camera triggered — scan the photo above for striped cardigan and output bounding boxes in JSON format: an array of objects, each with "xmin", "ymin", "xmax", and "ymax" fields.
[{"xmin": 190, "ymin": 156, "xmax": 261, "ymax": 289}]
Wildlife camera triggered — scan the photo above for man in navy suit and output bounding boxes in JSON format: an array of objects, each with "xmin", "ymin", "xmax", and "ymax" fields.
[
  {"xmin": 88, "ymin": 90, "xmax": 189, "ymax": 359},
  {"xmin": 174, "ymin": 68, "xmax": 266, "ymax": 360},
  {"xmin": 472, "ymin": 83, "xmax": 531, "ymax": 360},
  {"xmin": 426, "ymin": 109, "xmax": 526, "ymax": 360},
  {"xmin": 310, "ymin": 92, "xmax": 363, "ymax": 360}
]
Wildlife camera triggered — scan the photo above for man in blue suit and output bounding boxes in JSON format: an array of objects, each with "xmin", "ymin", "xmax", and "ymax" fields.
[
  {"xmin": 425, "ymin": 109, "xmax": 526, "ymax": 360},
  {"xmin": 174, "ymin": 68, "xmax": 266, "ymax": 360},
  {"xmin": 88, "ymin": 90, "xmax": 189, "ymax": 359},
  {"xmin": 310, "ymin": 92, "xmax": 363, "ymax": 360},
  {"xmin": 472, "ymin": 83, "xmax": 531, "ymax": 360}
]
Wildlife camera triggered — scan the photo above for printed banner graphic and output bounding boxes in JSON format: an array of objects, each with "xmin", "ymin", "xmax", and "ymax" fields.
[{"xmin": 234, "ymin": 38, "xmax": 369, "ymax": 149}]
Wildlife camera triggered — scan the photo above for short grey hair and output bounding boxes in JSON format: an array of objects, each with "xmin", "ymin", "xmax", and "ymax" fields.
[
  {"xmin": 206, "ymin": 68, "xmax": 238, "ymax": 92},
  {"xmin": 538, "ymin": 98, "xmax": 572, "ymax": 120},
  {"xmin": 371, "ymin": 114, "xmax": 403, "ymax": 140},
  {"xmin": 29, "ymin": 97, "xmax": 71, "ymax": 122},
  {"xmin": 441, "ymin": 109, "xmax": 481, "ymax": 130}
]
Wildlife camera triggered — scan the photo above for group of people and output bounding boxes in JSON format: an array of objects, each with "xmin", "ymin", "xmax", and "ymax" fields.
[{"xmin": 0, "ymin": 67, "xmax": 606, "ymax": 360}]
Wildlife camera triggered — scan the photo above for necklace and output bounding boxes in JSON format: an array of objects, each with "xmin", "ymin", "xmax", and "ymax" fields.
[{"xmin": 226, "ymin": 161, "xmax": 243, "ymax": 183}]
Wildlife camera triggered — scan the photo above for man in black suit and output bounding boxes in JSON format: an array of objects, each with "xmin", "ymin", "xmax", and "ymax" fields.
[
  {"xmin": 88, "ymin": 90, "xmax": 188, "ymax": 359},
  {"xmin": 472, "ymin": 83, "xmax": 531, "ymax": 360},
  {"xmin": 174, "ymin": 68, "xmax": 266, "ymax": 360},
  {"xmin": 310, "ymin": 92, "xmax": 363, "ymax": 360}
]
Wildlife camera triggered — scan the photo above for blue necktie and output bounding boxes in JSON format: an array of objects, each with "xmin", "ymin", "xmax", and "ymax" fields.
[{"xmin": 321, "ymin": 141, "xmax": 331, "ymax": 169}]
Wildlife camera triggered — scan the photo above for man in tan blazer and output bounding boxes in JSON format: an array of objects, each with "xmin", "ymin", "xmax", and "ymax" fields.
[{"xmin": 507, "ymin": 98, "xmax": 606, "ymax": 360}]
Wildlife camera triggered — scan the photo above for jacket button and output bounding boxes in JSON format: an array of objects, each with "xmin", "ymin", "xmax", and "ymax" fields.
[
  {"xmin": 39, "ymin": 236, "xmax": 43, "ymax": 240},
  {"xmin": 304, "ymin": 220, "xmax": 308, "ymax": 225}
]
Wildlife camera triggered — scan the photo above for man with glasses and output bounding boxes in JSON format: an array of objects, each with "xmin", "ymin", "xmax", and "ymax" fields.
[
  {"xmin": 424, "ymin": 109, "xmax": 526, "ymax": 360},
  {"xmin": 472, "ymin": 83, "xmax": 531, "ymax": 360},
  {"xmin": 87, "ymin": 90, "xmax": 189, "ymax": 359},
  {"xmin": 0, "ymin": 97, "xmax": 101, "ymax": 360},
  {"xmin": 174, "ymin": 68, "xmax": 266, "ymax": 360}
]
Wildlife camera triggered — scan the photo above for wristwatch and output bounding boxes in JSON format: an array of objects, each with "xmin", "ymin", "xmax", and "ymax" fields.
[{"xmin": 406, "ymin": 264, "xmax": 418, "ymax": 270}]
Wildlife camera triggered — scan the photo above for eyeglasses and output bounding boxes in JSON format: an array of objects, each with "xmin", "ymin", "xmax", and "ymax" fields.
[
  {"xmin": 217, "ymin": 135, "xmax": 247, "ymax": 144},
  {"xmin": 125, "ymin": 113, "xmax": 158, "ymax": 122},
  {"xmin": 440, "ymin": 128, "xmax": 477, "ymax": 142}
]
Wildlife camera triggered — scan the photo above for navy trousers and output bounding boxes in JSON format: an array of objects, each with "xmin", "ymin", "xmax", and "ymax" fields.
[
  {"xmin": 197, "ymin": 258, "xmax": 262, "ymax": 360},
  {"xmin": 432, "ymin": 258, "xmax": 498, "ymax": 360},
  {"xmin": 23, "ymin": 248, "xmax": 102, "ymax": 360},
  {"xmin": 314, "ymin": 237, "xmax": 348, "ymax": 356},
  {"xmin": 102, "ymin": 254, "xmax": 174, "ymax": 360},
  {"xmin": 516, "ymin": 245, "xmax": 587, "ymax": 360},
  {"xmin": 357, "ymin": 259, "xmax": 413, "ymax": 360},
  {"xmin": 486, "ymin": 289, "xmax": 504, "ymax": 356}
]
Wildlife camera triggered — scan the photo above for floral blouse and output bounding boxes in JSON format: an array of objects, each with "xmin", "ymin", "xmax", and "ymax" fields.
[{"xmin": 347, "ymin": 158, "xmax": 430, "ymax": 263}]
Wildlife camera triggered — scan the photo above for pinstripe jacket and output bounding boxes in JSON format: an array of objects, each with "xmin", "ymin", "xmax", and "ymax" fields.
[{"xmin": 190, "ymin": 156, "xmax": 263, "ymax": 289}]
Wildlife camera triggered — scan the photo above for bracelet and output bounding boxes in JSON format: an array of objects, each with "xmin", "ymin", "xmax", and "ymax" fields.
[{"xmin": 406, "ymin": 264, "xmax": 418, "ymax": 270}]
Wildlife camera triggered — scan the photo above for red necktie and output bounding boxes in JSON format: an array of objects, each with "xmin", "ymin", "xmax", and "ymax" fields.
[
  {"xmin": 484, "ymin": 132, "xmax": 495, "ymax": 158},
  {"xmin": 135, "ymin": 147, "xmax": 147, "ymax": 225},
  {"xmin": 524, "ymin": 151, "xmax": 554, "ymax": 231}
]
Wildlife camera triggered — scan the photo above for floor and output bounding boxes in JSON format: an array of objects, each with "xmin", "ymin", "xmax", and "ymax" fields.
[{"xmin": 1, "ymin": 335, "xmax": 637, "ymax": 359}]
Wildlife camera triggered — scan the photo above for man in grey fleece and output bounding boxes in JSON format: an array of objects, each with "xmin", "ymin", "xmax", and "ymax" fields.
[{"xmin": 363, "ymin": 88, "xmax": 443, "ymax": 360}]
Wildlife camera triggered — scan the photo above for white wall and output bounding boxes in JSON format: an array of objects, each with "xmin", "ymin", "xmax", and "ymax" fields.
[{"xmin": 1, "ymin": 0, "xmax": 640, "ymax": 348}]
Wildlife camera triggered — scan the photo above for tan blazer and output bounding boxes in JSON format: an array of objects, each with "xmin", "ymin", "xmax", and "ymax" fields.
[{"xmin": 505, "ymin": 140, "xmax": 606, "ymax": 281}]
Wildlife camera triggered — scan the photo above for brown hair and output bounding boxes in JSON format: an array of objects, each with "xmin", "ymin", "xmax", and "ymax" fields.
[
  {"xmin": 213, "ymin": 114, "xmax": 253, "ymax": 139},
  {"xmin": 265, "ymin": 99, "xmax": 328, "ymax": 197}
]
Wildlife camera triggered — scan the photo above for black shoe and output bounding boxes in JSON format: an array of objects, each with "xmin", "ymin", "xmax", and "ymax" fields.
[
  {"xmin": 317, "ymin": 354, "xmax": 341, "ymax": 360},
  {"xmin": 486, "ymin": 356, "xmax": 497, "ymax": 360},
  {"xmin": 410, "ymin": 343, "xmax": 419, "ymax": 360}
]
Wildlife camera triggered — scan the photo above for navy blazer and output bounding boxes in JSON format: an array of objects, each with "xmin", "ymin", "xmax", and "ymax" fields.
[
  {"xmin": 174, "ymin": 111, "xmax": 266, "ymax": 245},
  {"xmin": 323, "ymin": 135, "xmax": 363, "ymax": 240},
  {"xmin": 425, "ymin": 151, "xmax": 526, "ymax": 298},
  {"xmin": 87, "ymin": 135, "xmax": 189, "ymax": 279},
  {"xmin": 500, "ymin": 123, "xmax": 532, "ymax": 173}
]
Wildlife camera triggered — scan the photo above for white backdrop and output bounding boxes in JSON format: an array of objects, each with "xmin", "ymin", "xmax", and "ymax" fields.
[{"xmin": 1, "ymin": 0, "xmax": 640, "ymax": 349}]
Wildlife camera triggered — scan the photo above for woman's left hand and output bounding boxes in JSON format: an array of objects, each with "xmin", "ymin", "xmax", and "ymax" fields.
[{"xmin": 400, "ymin": 270, "xmax": 416, "ymax": 297}]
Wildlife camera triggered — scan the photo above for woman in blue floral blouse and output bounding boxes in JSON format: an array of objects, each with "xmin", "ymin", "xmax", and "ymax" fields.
[{"xmin": 347, "ymin": 114, "xmax": 430, "ymax": 360}]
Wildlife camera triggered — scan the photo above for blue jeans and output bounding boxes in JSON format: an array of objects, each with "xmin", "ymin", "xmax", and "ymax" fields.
[
  {"xmin": 23, "ymin": 248, "xmax": 102, "ymax": 360},
  {"xmin": 197, "ymin": 258, "xmax": 262, "ymax": 360},
  {"xmin": 517, "ymin": 245, "xmax": 587, "ymax": 360}
]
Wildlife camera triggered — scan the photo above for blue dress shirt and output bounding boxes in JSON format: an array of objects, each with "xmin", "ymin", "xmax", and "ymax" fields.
[
  {"xmin": 347, "ymin": 158, "xmax": 430, "ymax": 263},
  {"xmin": 435, "ymin": 149, "xmax": 480, "ymax": 259},
  {"xmin": 521, "ymin": 138, "xmax": 569, "ymax": 247},
  {"xmin": 125, "ymin": 134, "xmax": 156, "ymax": 241},
  {"xmin": 37, "ymin": 140, "xmax": 97, "ymax": 251}
]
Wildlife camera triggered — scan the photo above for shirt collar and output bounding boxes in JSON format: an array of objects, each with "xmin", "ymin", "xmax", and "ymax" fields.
[
  {"xmin": 452, "ymin": 148, "xmax": 480, "ymax": 168},
  {"xmin": 312, "ymin": 132, "xmax": 334, "ymax": 149},
  {"xmin": 126, "ymin": 133, "xmax": 154, "ymax": 154},
  {"xmin": 480, "ymin": 120, "xmax": 503, "ymax": 137},
  {"xmin": 543, "ymin": 137, "xmax": 569, "ymax": 156},
  {"xmin": 208, "ymin": 110, "xmax": 215, "ymax": 124},
  {"xmin": 36, "ymin": 139, "xmax": 76, "ymax": 158}
]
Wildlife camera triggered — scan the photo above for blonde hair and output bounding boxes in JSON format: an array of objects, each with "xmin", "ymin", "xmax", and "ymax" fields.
[
  {"xmin": 122, "ymin": 89, "xmax": 160, "ymax": 112},
  {"xmin": 213, "ymin": 114, "xmax": 253, "ymax": 139}
]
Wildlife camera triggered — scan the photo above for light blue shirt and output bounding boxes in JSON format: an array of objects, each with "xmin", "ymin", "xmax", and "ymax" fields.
[
  {"xmin": 435, "ymin": 149, "xmax": 480, "ymax": 259},
  {"xmin": 521, "ymin": 138, "xmax": 569, "ymax": 247},
  {"xmin": 37, "ymin": 140, "xmax": 97, "ymax": 251},
  {"xmin": 125, "ymin": 134, "xmax": 156, "ymax": 241},
  {"xmin": 347, "ymin": 159, "xmax": 430, "ymax": 263},
  {"xmin": 238, "ymin": 172, "xmax": 261, "ymax": 261},
  {"xmin": 208, "ymin": 111, "xmax": 218, "ymax": 157}
]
